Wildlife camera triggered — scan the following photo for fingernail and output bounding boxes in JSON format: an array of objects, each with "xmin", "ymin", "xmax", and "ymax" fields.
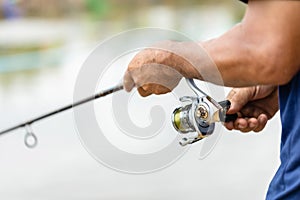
[
  {"xmin": 238, "ymin": 124, "xmax": 245, "ymax": 129},
  {"xmin": 259, "ymin": 117, "xmax": 266, "ymax": 124},
  {"xmin": 249, "ymin": 123, "xmax": 255, "ymax": 129}
]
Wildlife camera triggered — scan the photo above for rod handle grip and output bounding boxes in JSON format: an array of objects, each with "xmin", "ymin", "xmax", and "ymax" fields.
[{"xmin": 224, "ymin": 113, "xmax": 238, "ymax": 123}]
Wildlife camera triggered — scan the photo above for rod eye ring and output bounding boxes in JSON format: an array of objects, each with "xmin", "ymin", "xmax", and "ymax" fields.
[{"xmin": 24, "ymin": 125, "xmax": 38, "ymax": 149}]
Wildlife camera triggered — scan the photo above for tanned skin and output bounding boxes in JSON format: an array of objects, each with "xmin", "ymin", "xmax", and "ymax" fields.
[{"xmin": 123, "ymin": 1, "xmax": 300, "ymax": 132}]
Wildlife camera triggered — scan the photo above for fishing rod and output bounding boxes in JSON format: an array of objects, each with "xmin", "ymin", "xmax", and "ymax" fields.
[
  {"xmin": 0, "ymin": 84, "xmax": 124, "ymax": 148},
  {"xmin": 0, "ymin": 78, "xmax": 238, "ymax": 149}
]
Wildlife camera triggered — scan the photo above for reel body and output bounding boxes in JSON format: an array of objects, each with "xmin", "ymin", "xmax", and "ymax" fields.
[{"xmin": 172, "ymin": 79, "xmax": 237, "ymax": 146}]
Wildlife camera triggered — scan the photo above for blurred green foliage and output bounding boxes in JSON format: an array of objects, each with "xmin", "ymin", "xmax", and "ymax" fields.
[{"xmin": 85, "ymin": 0, "xmax": 109, "ymax": 20}]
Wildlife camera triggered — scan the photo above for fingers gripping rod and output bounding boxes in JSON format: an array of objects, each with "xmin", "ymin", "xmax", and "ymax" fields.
[{"xmin": 0, "ymin": 84, "xmax": 124, "ymax": 148}]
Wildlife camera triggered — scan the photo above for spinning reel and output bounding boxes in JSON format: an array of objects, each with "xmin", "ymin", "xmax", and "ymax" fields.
[{"xmin": 172, "ymin": 79, "xmax": 238, "ymax": 146}]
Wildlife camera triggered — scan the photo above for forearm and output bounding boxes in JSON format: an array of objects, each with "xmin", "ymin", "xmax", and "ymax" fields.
[
  {"xmin": 201, "ymin": 24, "xmax": 259, "ymax": 87},
  {"xmin": 202, "ymin": 23, "xmax": 273, "ymax": 87},
  {"xmin": 199, "ymin": 0, "xmax": 300, "ymax": 87}
]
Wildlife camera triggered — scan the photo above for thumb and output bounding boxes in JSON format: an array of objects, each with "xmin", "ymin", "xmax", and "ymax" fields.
[
  {"xmin": 123, "ymin": 71, "xmax": 135, "ymax": 92},
  {"xmin": 226, "ymin": 88, "xmax": 254, "ymax": 114}
]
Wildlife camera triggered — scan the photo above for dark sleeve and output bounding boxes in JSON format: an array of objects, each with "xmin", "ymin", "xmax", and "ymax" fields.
[{"xmin": 240, "ymin": 0, "xmax": 248, "ymax": 3}]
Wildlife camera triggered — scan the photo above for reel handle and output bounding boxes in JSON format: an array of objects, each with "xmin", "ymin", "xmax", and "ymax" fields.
[{"xmin": 218, "ymin": 100, "xmax": 238, "ymax": 123}]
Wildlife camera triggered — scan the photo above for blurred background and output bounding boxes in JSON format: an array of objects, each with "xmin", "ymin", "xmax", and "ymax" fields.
[{"xmin": 0, "ymin": 0, "xmax": 281, "ymax": 200}]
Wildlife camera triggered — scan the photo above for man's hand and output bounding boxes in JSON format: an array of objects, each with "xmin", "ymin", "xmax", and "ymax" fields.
[
  {"xmin": 123, "ymin": 43, "xmax": 183, "ymax": 97},
  {"xmin": 123, "ymin": 41, "xmax": 209, "ymax": 97},
  {"xmin": 225, "ymin": 85, "xmax": 279, "ymax": 133}
]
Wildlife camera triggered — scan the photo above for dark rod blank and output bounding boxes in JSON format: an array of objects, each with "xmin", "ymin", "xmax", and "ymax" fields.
[{"xmin": 0, "ymin": 84, "xmax": 124, "ymax": 136}]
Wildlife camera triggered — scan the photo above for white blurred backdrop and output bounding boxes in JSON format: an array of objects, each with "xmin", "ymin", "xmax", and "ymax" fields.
[{"xmin": 0, "ymin": 1, "xmax": 280, "ymax": 199}]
